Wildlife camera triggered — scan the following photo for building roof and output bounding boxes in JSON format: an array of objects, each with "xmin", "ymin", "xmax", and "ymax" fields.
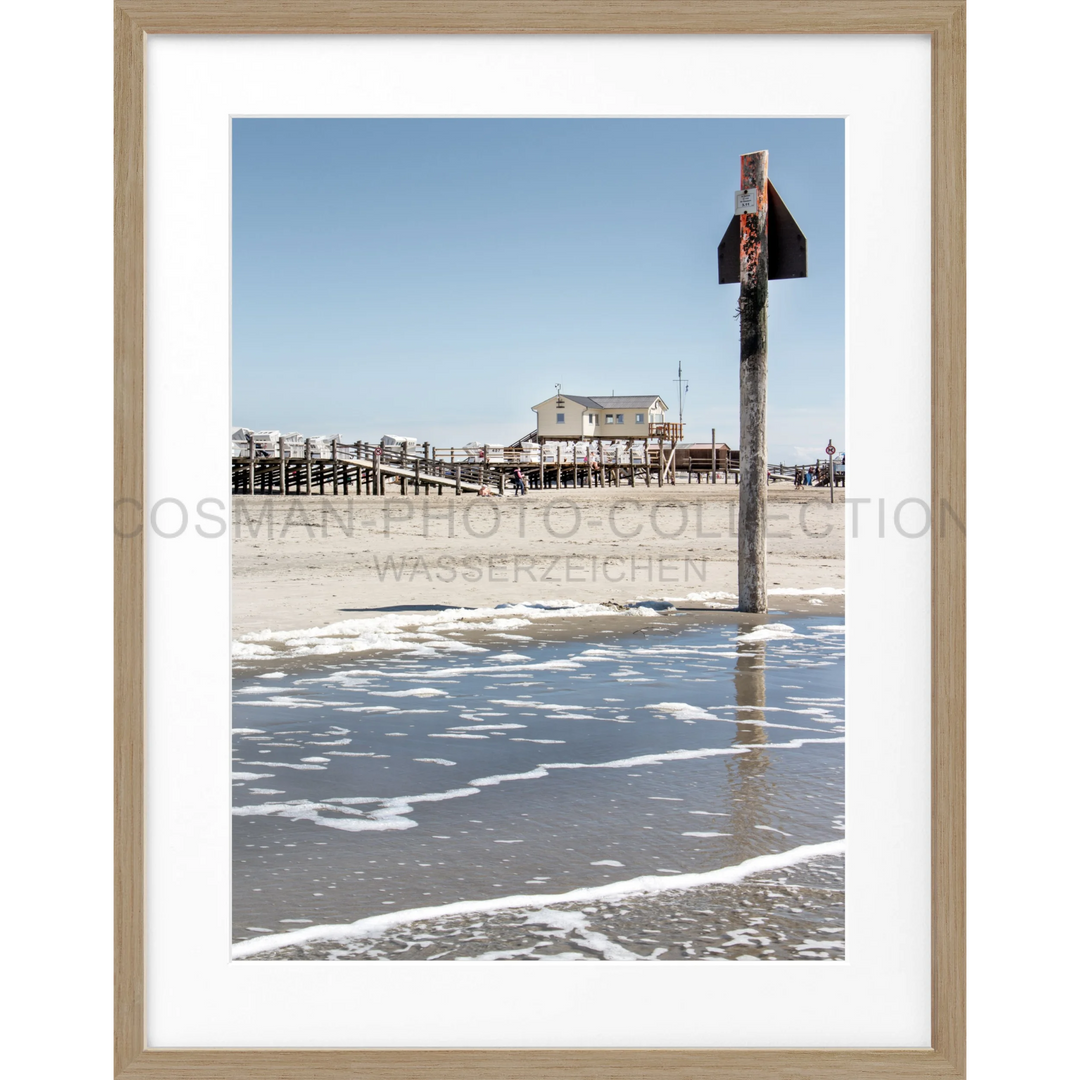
[
  {"xmin": 534, "ymin": 394, "xmax": 668, "ymax": 410},
  {"xmin": 590, "ymin": 396, "xmax": 666, "ymax": 409}
]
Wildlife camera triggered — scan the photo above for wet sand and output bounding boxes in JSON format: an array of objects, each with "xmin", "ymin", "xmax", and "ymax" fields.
[{"xmin": 243, "ymin": 853, "xmax": 844, "ymax": 961}]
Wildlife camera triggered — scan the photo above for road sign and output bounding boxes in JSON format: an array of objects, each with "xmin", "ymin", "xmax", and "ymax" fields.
[{"xmin": 826, "ymin": 443, "xmax": 836, "ymax": 456}]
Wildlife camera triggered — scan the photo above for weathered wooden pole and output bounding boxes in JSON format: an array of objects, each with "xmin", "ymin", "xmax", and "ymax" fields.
[
  {"xmin": 737, "ymin": 150, "xmax": 769, "ymax": 613},
  {"xmin": 711, "ymin": 427, "xmax": 717, "ymax": 484},
  {"xmin": 247, "ymin": 433, "xmax": 256, "ymax": 495}
]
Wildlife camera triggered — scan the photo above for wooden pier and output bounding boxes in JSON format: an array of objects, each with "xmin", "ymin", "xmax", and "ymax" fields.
[{"xmin": 231, "ymin": 434, "xmax": 837, "ymax": 496}]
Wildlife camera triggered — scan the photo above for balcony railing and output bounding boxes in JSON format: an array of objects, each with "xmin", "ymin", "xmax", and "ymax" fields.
[{"xmin": 648, "ymin": 422, "xmax": 684, "ymax": 440}]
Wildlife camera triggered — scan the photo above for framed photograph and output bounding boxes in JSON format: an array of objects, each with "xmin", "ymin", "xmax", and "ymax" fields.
[{"xmin": 116, "ymin": 2, "xmax": 964, "ymax": 1076}]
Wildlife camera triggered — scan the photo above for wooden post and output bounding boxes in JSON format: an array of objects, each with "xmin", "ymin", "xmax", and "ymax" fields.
[
  {"xmin": 278, "ymin": 436, "xmax": 287, "ymax": 495},
  {"xmin": 711, "ymin": 428, "xmax": 717, "ymax": 484},
  {"xmin": 330, "ymin": 438, "xmax": 338, "ymax": 495},
  {"xmin": 455, "ymin": 464, "xmax": 462, "ymax": 495},
  {"xmin": 415, "ymin": 458, "xmax": 422, "ymax": 495},
  {"xmin": 247, "ymin": 434, "xmax": 255, "ymax": 495},
  {"xmin": 557, "ymin": 444, "xmax": 563, "ymax": 488},
  {"xmin": 737, "ymin": 149, "xmax": 769, "ymax": 613}
]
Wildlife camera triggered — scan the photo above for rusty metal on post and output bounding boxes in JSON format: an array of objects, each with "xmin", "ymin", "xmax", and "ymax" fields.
[{"xmin": 738, "ymin": 150, "xmax": 769, "ymax": 613}]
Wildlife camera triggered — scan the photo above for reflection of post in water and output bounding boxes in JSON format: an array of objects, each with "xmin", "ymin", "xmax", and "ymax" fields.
[
  {"xmin": 734, "ymin": 637, "xmax": 769, "ymax": 746},
  {"xmin": 726, "ymin": 633, "xmax": 774, "ymax": 862}
]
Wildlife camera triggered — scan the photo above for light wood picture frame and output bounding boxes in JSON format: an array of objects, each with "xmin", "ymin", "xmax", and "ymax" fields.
[{"xmin": 114, "ymin": 2, "xmax": 965, "ymax": 1076}]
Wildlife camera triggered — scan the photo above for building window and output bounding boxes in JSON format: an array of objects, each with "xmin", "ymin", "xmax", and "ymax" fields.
[
  {"xmin": 635, "ymin": 413, "xmax": 644, "ymax": 424},
  {"xmin": 605, "ymin": 414, "xmax": 613, "ymax": 424},
  {"xmin": 616, "ymin": 414, "xmax": 624, "ymax": 424},
  {"xmin": 587, "ymin": 413, "xmax": 596, "ymax": 423},
  {"xmin": 556, "ymin": 412, "xmax": 565, "ymax": 425}
]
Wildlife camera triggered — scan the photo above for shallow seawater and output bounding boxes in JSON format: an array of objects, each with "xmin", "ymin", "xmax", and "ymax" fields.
[{"xmin": 232, "ymin": 613, "xmax": 845, "ymax": 956}]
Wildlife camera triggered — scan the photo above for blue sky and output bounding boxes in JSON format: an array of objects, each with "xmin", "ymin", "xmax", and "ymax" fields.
[{"xmin": 233, "ymin": 118, "xmax": 844, "ymax": 461}]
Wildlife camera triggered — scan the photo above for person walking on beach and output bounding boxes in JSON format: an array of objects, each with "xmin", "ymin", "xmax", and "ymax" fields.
[{"xmin": 513, "ymin": 467, "xmax": 526, "ymax": 496}]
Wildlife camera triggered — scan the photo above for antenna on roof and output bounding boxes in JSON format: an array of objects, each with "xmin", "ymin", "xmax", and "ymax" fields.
[{"xmin": 673, "ymin": 361, "xmax": 688, "ymax": 427}]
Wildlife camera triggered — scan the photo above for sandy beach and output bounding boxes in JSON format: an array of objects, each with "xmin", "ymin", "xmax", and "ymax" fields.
[{"xmin": 232, "ymin": 483, "xmax": 844, "ymax": 637}]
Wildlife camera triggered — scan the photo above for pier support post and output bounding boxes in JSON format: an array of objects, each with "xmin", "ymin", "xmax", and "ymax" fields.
[{"xmin": 247, "ymin": 434, "xmax": 255, "ymax": 495}]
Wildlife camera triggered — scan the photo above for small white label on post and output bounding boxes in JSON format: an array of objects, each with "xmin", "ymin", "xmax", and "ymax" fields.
[{"xmin": 735, "ymin": 187, "xmax": 758, "ymax": 214}]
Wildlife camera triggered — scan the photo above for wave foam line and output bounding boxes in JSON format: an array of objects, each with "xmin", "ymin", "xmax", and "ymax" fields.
[
  {"xmin": 232, "ymin": 839, "xmax": 845, "ymax": 959},
  {"xmin": 233, "ymin": 600, "xmax": 628, "ymax": 660}
]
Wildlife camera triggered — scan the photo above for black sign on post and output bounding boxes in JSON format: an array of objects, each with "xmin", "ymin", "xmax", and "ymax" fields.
[{"xmin": 718, "ymin": 180, "xmax": 808, "ymax": 285}]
